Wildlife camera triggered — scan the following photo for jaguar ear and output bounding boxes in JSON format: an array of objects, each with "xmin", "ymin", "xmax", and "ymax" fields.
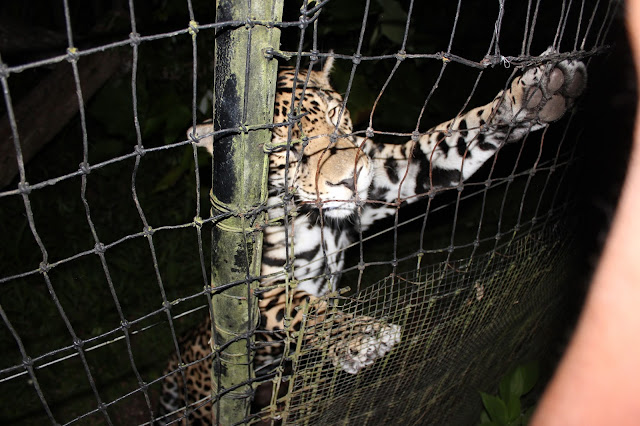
[
  {"xmin": 321, "ymin": 52, "xmax": 335, "ymax": 85},
  {"xmin": 188, "ymin": 123, "xmax": 214, "ymax": 155}
]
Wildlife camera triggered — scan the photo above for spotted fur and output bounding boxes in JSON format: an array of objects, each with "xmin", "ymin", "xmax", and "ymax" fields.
[{"xmin": 158, "ymin": 49, "xmax": 586, "ymax": 424}]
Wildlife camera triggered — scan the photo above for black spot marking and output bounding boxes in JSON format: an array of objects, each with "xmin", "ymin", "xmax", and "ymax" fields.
[
  {"xmin": 436, "ymin": 139, "xmax": 449, "ymax": 156},
  {"xmin": 458, "ymin": 119, "xmax": 468, "ymax": 137},
  {"xmin": 275, "ymin": 308, "xmax": 284, "ymax": 322},
  {"xmin": 475, "ymin": 134, "xmax": 496, "ymax": 151},
  {"xmin": 369, "ymin": 187, "xmax": 389, "ymax": 201},
  {"xmin": 297, "ymin": 246, "xmax": 320, "ymax": 261},
  {"xmin": 261, "ymin": 256, "xmax": 285, "ymax": 267},
  {"xmin": 412, "ymin": 153, "xmax": 431, "ymax": 194},
  {"xmin": 384, "ymin": 157, "xmax": 399, "ymax": 184},
  {"xmin": 430, "ymin": 167, "xmax": 462, "ymax": 188},
  {"xmin": 263, "ymin": 293, "xmax": 281, "ymax": 309},
  {"xmin": 457, "ymin": 137, "xmax": 469, "ymax": 157}
]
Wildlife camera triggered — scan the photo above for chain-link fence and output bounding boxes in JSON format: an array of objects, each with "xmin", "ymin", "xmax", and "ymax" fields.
[{"xmin": 0, "ymin": 0, "xmax": 626, "ymax": 425}]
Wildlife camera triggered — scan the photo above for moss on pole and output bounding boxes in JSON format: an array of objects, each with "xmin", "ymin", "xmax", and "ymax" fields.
[{"xmin": 209, "ymin": 0, "xmax": 283, "ymax": 424}]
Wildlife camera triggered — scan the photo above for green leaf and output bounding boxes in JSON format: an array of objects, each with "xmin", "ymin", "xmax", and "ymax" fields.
[
  {"xmin": 480, "ymin": 410, "xmax": 491, "ymax": 423},
  {"xmin": 377, "ymin": 0, "xmax": 407, "ymax": 20},
  {"xmin": 153, "ymin": 148, "xmax": 193, "ymax": 193},
  {"xmin": 163, "ymin": 104, "xmax": 192, "ymax": 144},
  {"xmin": 380, "ymin": 23, "xmax": 406, "ymax": 45},
  {"xmin": 518, "ymin": 361, "xmax": 540, "ymax": 396},
  {"xmin": 376, "ymin": 0, "xmax": 408, "ymax": 45},
  {"xmin": 509, "ymin": 367, "xmax": 525, "ymax": 398},
  {"xmin": 499, "ymin": 372, "xmax": 512, "ymax": 401},
  {"xmin": 506, "ymin": 395, "xmax": 521, "ymax": 422},
  {"xmin": 88, "ymin": 79, "xmax": 138, "ymax": 141},
  {"xmin": 369, "ymin": 25, "xmax": 381, "ymax": 46},
  {"xmin": 142, "ymin": 114, "xmax": 165, "ymax": 139},
  {"xmin": 501, "ymin": 361, "xmax": 539, "ymax": 399},
  {"xmin": 153, "ymin": 165, "xmax": 186, "ymax": 193},
  {"xmin": 90, "ymin": 137, "xmax": 126, "ymax": 162},
  {"xmin": 480, "ymin": 392, "xmax": 508, "ymax": 424}
]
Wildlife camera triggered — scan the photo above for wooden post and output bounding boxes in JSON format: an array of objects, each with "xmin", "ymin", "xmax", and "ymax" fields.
[{"xmin": 207, "ymin": 0, "xmax": 283, "ymax": 424}]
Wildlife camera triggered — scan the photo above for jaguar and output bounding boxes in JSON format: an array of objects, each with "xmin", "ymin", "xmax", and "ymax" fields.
[{"xmin": 158, "ymin": 48, "xmax": 586, "ymax": 424}]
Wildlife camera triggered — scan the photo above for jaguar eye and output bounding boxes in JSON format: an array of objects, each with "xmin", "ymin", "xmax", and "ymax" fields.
[{"xmin": 327, "ymin": 106, "xmax": 341, "ymax": 126}]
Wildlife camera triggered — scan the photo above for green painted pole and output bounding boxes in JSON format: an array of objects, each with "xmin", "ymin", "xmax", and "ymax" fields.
[{"xmin": 209, "ymin": 0, "xmax": 283, "ymax": 424}]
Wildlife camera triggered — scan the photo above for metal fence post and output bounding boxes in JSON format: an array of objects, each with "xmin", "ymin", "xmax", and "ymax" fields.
[{"xmin": 209, "ymin": 0, "xmax": 283, "ymax": 424}]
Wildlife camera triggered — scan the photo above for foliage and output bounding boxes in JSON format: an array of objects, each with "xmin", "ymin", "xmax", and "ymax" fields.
[{"xmin": 479, "ymin": 361, "xmax": 540, "ymax": 426}]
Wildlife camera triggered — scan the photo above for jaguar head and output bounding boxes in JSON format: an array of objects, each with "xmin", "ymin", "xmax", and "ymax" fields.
[{"xmin": 190, "ymin": 57, "xmax": 374, "ymax": 220}]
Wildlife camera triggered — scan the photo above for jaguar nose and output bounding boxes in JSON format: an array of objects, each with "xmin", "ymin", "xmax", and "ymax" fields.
[
  {"xmin": 338, "ymin": 165, "xmax": 365, "ymax": 192},
  {"xmin": 339, "ymin": 177, "xmax": 355, "ymax": 191}
]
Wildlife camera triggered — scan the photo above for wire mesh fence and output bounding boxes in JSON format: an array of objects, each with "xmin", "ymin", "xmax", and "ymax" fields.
[{"xmin": 0, "ymin": 0, "xmax": 624, "ymax": 425}]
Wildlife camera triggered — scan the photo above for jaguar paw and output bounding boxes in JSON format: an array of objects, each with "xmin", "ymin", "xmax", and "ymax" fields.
[
  {"xmin": 512, "ymin": 48, "xmax": 587, "ymax": 124},
  {"xmin": 328, "ymin": 320, "xmax": 401, "ymax": 374}
]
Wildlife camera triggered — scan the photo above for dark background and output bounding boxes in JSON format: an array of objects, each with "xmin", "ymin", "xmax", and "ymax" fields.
[{"xmin": 0, "ymin": 0, "xmax": 633, "ymax": 423}]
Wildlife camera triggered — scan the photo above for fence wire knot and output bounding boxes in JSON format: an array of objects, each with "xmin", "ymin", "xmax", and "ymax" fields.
[
  {"xmin": 366, "ymin": 127, "xmax": 374, "ymax": 138},
  {"xmin": 143, "ymin": 226, "xmax": 154, "ymax": 238},
  {"xmin": 193, "ymin": 216, "xmax": 204, "ymax": 229},
  {"xmin": 66, "ymin": 47, "xmax": 79, "ymax": 62},
  {"xmin": 298, "ymin": 14, "xmax": 309, "ymax": 29},
  {"xmin": 263, "ymin": 47, "xmax": 275, "ymax": 60},
  {"xmin": 129, "ymin": 32, "xmax": 141, "ymax": 46},
  {"xmin": 188, "ymin": 20, "xmax": 199, "ymax": 37},
  {"xmin": 0, "ymin": 62, "xmax": 8, "ymax": 78},
  {"xmin": 79, "ymin": 162, "xmax": 91, "ymax": 175},
  {"xmin": 17, "ymin": 182, "xmax": 31, "ymax": 195},
  {"xmin": 188, "ymin": 130, "xmax": 201, "ymax": 144},
  {"xmin": 38, "ymin": 261, "xmax": 51, "ymax": 274}
]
